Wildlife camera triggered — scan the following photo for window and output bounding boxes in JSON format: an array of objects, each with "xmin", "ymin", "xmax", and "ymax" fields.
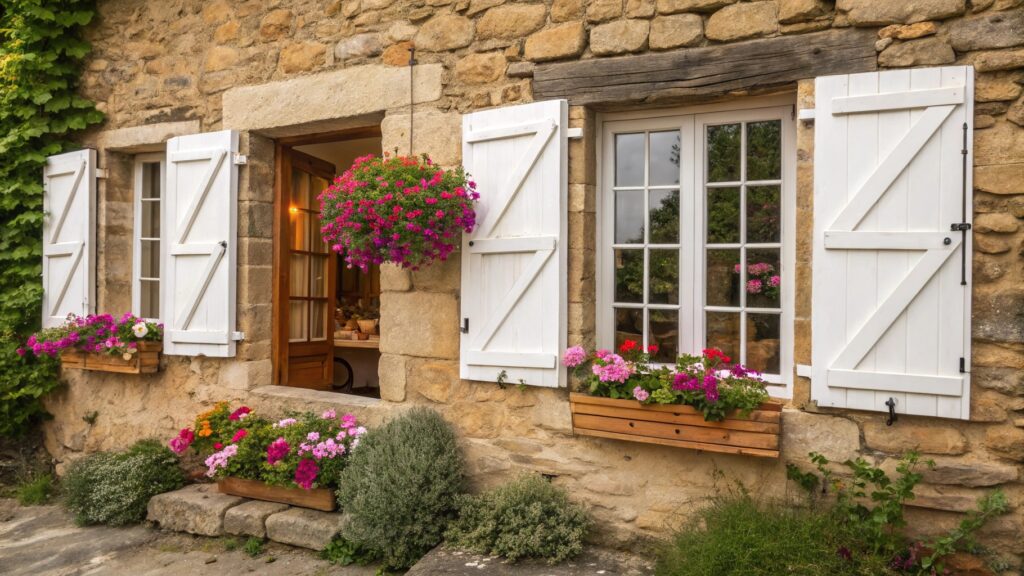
[
  {"xmin": 132, "ymin": 154, "xmax": 164, "ymax": 320},
  {"xmin": 600, "ymin": 104, "xmax": 795, "ymax": 395}
]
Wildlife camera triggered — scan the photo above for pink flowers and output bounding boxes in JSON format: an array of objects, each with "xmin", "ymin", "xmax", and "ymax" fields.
[
  {"xmin": 21, "ymin": 313, "xmax": 162, "ymax": 358},
  {"xmin": 294, "ymin": 459, "xmax": 319, "ymax": 490},
  {"xmin": 633, "ymin": 386, "xmax": 650, "ymax": 402},
  {"xmin": 562, "ymin": 346, "xmax": 587, "ymax": 367},
  {"xmin": 231, "ymin": 429, "xmax": 248, "ymax": 443},
  {"xmin": 318, "ymin": 154, "xmax": 479, "ymax": 271},
  {"xmin": 204, "ymin": 444, "xmax": 238, "ymax": 477},
  {"xmin": 169, "ymin": 428, "xmax": 194, "ymax": 454},
  {"xmin": 735, "ymin": 262, "xmax": 781, "ymax": 299},
  {"xmin": 592, "ymin": 353, "xmax": 634, "ymax": 383},
  {"xmin": 266, "ymin": 437, "xmax": 290, "ymax": 465}
]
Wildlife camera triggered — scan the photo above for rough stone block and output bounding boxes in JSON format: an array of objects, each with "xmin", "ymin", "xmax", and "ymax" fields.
[
  {"xmin": 381, "ymin": 109, "xmax": 462, "ymax": 167},
  {"xmin": 706, "ymin": 1, "xmax": 779, "ymax": 41},
  {"xmin": 265, "ymin": 508, "xmax": 349, "ymax": 550},
  {"xmin": 146, "ymin": 484, "xmax": 245, "ymax": 536},
  {"xmin": 379, "ymin": 291, "xmax": 459, "ymax": 359},
  {"xmin": 838, "ymin": 0, "xmax": 965, "ymax": 26},
  {"xmin": 590, "ymin": 19, "xmax": 650, "ymax": 56},
  {"xmin": 224, "ymin": 500, "xmax": 290, "ymax": 537},
  {"xmin": 524, "ymin": 22, "xmax": 587, "ymax": 62},
  {"xmin": 863, "ymin": 420, "xmax": 967, "ymax": 455},
  {"xmin": 922, "ymin": 457, "xmax": 1020, "ymax": 487},
  {"xmin": 782, "ymin": 411, "xmax": 861, "ymax": 463}
]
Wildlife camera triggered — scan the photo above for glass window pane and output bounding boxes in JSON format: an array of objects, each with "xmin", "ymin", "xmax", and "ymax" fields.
[
  {"xmin": 614, "ymin": 308, "xmax": 643, "ymax": 351},
  {"xmin": 311, "ymin": 301, "xmax": 327, "ymax": 341},
  {"xmin": 312, "ymin": 176, "xmax": 329, "ymax": 205},
  {"xmin": 290, "ymin": 254, "xmax": 309, "ymax": 297},
  {"xmin": 141, "ymin": 200, "xmax": 160, "ymax": 238},
  {"xmin": 291, "ymin": 169, "xmax": 310, "ymax": 209},
  {"xmin": 142, "ymin": 162, "xmax": 160, "ymax": 199},
  {"xmin": 615, "ymin": 133, "xmax": 644, "ymax": 187},
  {"xmin": 140, "ymin": 279, "xmax": 159, "ymax": 319},
  {"xmin": 649, "ymin": 130, "xmax": 681, "ymax": 186},
  {"xmin": 706, "ymin": 249, "xmax": 740, "ymax": 307},
  {"xmin": 649, "ymin": 189, "xmax": 679, "ymax": 244},
  {"xmin": 311, "ymin": 255, "xmax": 328, "ymax": 298},
  {"xmin": 707, "ymin": 187, "xmax": 740, "ymax": 244},
  {"xmin": 706, "ymin": 311, "xmax": 740, "ymax": 362},
  {"xmin": 747, "ymin": 313, "xmax": 780, "ymax": 375},
  {"xmin": 290, "ymin": 210, "xmax": 309, "ymax": 251},
  {"xmin": 311, "ymin": 211, "xmax": 327, "ymax": 254},
  {"xmin": 746, "ymin": 120, "xmax": 781, "ymax": 181},
  {"xmin": 745, "ymin": 248, "xmax": 781, "ymax": 309},
  {"xmin": 707, "ymin": 124, "xmax": 741, "ymax": 183},
  {"xmin": 648, "ymin": 309, "xmax": 678, "ymax": 363},
  {"xmin": 289, "ymin": 301, "xmax": 308, "ymax": 342},
  {"xmin": 747, "ymin": 185, "xmax": 781, "ymax": 244},
  {"xmin": 141, "ymin": 240, "xmax": 160, "ymax": 278},
  {"xmin": 615, "ymin": 190, "xmax": 644, "ymax": 244},
  {"xmin": 648, "ymin": 249, "xmax": 678, "ymax": 305},
  {"xmin": 614, "ymin": 249, "xmax": 644, "ymax": 303}
]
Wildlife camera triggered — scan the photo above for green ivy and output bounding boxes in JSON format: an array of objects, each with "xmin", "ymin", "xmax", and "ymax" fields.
[{"xmin": 0, "ymin": 0, "xmax": 103, "ymax": 437}]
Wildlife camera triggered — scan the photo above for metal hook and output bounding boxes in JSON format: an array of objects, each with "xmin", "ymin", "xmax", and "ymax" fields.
[{"xmin": 885, "ymin": 397, "xmax": 897, "ymax": 426}]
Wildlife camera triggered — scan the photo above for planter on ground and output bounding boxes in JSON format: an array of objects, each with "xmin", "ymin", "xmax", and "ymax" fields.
[
  {"xmin": 569, "ymin": 393, "xmax": 782, "ymax": 458},
  {"xmin": 61, "ymin": 341, "xmax": 162, "ymax": 374},
  {"xmin": 217, "ymin": 477, "xmax": 337, "ymax": 512}
]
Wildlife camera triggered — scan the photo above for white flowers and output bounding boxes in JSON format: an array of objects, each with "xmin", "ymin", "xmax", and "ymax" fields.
[{"xmin": 132, "ymin": 322, "xmax": 149, "ymax": 338}]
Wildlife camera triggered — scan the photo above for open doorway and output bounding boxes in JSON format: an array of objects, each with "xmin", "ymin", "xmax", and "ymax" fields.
[{"xmin": 273, "ymin": 129, "xmax": 383, "ymax": 397}]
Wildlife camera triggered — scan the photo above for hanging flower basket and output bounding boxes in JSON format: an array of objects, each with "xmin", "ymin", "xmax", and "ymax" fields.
[
  {"xmin": 564, "ymin": 344, "xmax": 782, "ymax": 458},
  {"xmin": 318, "ymin": 153, "xmax": 479, "ymax": 271},
  {"xmin": 20, "ymin": 314, "xmax": 163, "ymax": 374}
]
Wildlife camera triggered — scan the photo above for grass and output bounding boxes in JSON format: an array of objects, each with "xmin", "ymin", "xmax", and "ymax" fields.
[
  {"xmin": 243, "ymin": 537, "xmax": 265, "ymax": 558},
  {"xmin": 16, "ymin": 473, "xmax": 54, "ymax": 505},
  {"xmin": 655, "ymin": 495, "xmax": 895, "ymax": 576}
]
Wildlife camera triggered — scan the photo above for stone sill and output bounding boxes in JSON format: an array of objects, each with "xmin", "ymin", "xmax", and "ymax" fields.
[{"xmin": 249, "ymin": 385, "xmax": 388, "ymax": 425}]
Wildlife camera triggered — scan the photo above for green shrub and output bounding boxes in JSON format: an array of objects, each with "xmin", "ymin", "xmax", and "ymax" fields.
[
  {"xmin": 446, "ymin": 474, "xmax": 589, "ymax": 564},
  {"xmin": 63, "ymin": 439, "xmax": 185, "ymax": 526},
  {"xmin": 16, "ymin": 472, "xmax": 54, "ymax": 505},
  {"xmin": 655, "ymin": 495, "xmax": 893, "ymax": 576},
  {"xmin": 0, "ymin": 343, "xmax": 60, "ymax": 438},
  {"xmin": 336, "ymin": 407, "xmax": 464, "ymax": 570},
  {"xmin": 321, "ymin": 534, "xmax": 381, "ymax": 566},
  {"xmin": 243, "ymin": 537, "xmax": 265, "ymax": 558}
]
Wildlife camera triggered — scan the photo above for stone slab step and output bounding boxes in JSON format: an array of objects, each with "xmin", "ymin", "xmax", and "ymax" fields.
[
  {"xmin": 147, "ymin": 484, "xmax": 246, "ymax": 536},
  {"xmin": 147, "ymin": 484, "xmax": 349, "ymax": 551},
  {"xmin": 265, "ymin": 507, "xmax": 350, "ymax": 550}
]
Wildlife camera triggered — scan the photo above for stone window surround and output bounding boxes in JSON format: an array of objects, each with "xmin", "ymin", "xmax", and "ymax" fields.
[{"xmin": 596, "ymin": 96, "xmax": 797, "ymax": 398}]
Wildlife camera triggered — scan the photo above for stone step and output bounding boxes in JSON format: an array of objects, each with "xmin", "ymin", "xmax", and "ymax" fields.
[
  {"xmin": 406, "ymin": 546, "xmax": 655, "ymax": 575},
  {"xmin": 147, "ymin": 483, "xmax": 349, "ymax": 551}
]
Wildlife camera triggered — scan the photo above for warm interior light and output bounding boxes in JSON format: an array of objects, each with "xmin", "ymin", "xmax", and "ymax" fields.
[{"xmin": 288, "ymin": 205, "xmax": 299, "ymax": 214}]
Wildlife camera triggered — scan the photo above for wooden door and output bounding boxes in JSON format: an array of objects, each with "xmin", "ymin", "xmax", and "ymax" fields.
[{"xmin": 276, "ymin": 148, "xmax": 336, "ymax": 389}]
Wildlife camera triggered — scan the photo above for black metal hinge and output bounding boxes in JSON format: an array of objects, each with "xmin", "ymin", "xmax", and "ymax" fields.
[
  {"xmin": 460, "ymin": 318, "xmax": 469, "ymax": 334},
  {"xmin": 950, "ymin": 222, "xmax": 972, "ymax": 232},
  {"xmin": 959, "ymin": 357, "xmax": 967, "ymax": 374}
]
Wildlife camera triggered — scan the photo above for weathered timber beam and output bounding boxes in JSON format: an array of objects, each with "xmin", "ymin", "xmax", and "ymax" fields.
[{"xmin": 534, "ymin": 28, "xmax": 879, "ymax": 106}]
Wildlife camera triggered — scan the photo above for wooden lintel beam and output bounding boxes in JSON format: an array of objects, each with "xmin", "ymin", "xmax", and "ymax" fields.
[{"xmin": 533, "ymin": 28, "xmax": 879, "ymax": 106}]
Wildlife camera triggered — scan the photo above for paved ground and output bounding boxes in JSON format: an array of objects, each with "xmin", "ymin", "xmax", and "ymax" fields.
[
  {"xmin": 0, "ymin": 499, "xmax": 375, "ymax": 575},
  {"xmin": 0, "ymin": 498, "xmax": 654, "ymax": 576}
]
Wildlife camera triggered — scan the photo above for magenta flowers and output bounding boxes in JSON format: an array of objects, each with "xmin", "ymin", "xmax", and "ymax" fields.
[
  {"xmin": 318, "ymin": 154, "xmax": 480, "ymax": 271},
  {"xmin": 294, "ymin": 459, "xmax": 319, "ymax": 490},
  {"xmin": 21, "ymin": 313, "xmax": 162, "ymax": 358},
  {"xmin": 266, "ymin": 437, "xmax": 290, "ymax": 465},
  {"xmin": 169, "ymin": 428, "xmax": 194, "ymax": 455}
]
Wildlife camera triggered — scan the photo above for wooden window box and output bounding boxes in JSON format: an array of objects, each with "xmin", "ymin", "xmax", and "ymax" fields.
[
  {"xmin": 569, "ymin": 393, "xmax": 782, "ymax": 458},
  {"xmin": 60, "ymin": 342, "xmax": 162, "ymax": 374},
  {"xmin": 217, "ymin": 477, "xmax": 337, "ymax": 512}
]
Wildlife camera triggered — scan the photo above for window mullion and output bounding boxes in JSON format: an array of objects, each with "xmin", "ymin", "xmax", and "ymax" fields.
[{"xmin": 739, "ymin": 121, "xmax": 748, "ymax": 367}]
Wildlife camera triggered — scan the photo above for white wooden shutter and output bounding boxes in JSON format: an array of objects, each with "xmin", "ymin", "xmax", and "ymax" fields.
[
  {"xmin": 812, "ymin": 66, "xmax": 973, "ymax": 419},
  {"xmin": 460, "ymin": 100, "xmax": 568, "ymax": 387},
  {"xmin": 42, "ymin": 149, "xmax": 96, "ymax": 328},
  {"xmin": 163, "ymin": 130, "xmax": 239, "ymax": 357}
]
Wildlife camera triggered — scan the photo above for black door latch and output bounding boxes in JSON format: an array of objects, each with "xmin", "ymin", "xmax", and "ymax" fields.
[{"xmin": 885, "ymin": 397, "xmax": 898, "ymax": 426}]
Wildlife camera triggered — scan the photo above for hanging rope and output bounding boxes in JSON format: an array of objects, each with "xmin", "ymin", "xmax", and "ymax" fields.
[{"xmin": 408, "ymin": 46, "xmax": 416, "ymax": 156}]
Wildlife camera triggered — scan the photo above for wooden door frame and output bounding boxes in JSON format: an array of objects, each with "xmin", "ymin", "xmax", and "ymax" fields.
[{"xmin": 271, "ymin": 126, "xmax": 383, "ymax": 388}]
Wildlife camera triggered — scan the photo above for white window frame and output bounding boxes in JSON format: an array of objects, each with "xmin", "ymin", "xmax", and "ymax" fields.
[
  {"xmin": 132, "ymin": 152, "xmax": 165, "ymax": 321},
  {"xmin": 597, "ymin": 96, "xmax": 797, "ymax": 398}
]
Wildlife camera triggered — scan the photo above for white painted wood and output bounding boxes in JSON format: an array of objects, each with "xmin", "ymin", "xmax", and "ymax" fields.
[
  {"xmin": 832, "ymin": 86, "xmax": 964, "ymax": 115},
  {"xmin": 42, "ymin": 149, "xmax": 96, "ymax": 328},
  {"xmin": 460, "ymin": 100, "xmax": 568, "ymax": 387},
  {"xmin": 812, "ymin": 66, "xmax": 972, "ymax": 419},
  {"xmin": 162, "ymin": 130, "xmax": 239, "ymax": 357}
]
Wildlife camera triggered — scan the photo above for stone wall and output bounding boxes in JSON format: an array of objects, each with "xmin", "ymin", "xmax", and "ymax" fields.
[{"xmin": 41, "ymin": 0, "xmax": 1024, "ymax": 568}]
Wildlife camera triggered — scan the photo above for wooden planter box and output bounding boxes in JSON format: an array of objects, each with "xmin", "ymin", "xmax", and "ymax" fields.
[
  {"xmin": 217, "ymin": 477, "xmax": 337, "ymax": 512},
  {"xmin": 569, "ymin": 393, "xmax": 782, "ymax": 458},
  {"xmin": 60, "ymin": 341, "xmax": 161, "ymax": 374}
]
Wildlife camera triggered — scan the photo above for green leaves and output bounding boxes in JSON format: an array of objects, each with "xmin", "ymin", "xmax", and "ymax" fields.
[{"xmin": 0, "ymin": 0, "xmax": 103, "ymax": 437}]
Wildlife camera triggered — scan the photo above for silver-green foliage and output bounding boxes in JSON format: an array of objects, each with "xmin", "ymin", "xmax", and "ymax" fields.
[
  {"xmin": 445, "ymin": 474, "xmax": 589, "ymax": 564},
  {"xmin": 336, "ymin": 407, "xmax": 464, "ymax": 570},
  {"xmin": 63, "ymin": 439, "xmax": 185, "ymax": 526}
]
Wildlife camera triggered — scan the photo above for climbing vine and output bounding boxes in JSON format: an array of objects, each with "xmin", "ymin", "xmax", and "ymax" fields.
[{"xmin": 0, "ymin": 0, "xmax": 103, "ymax": 436}]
